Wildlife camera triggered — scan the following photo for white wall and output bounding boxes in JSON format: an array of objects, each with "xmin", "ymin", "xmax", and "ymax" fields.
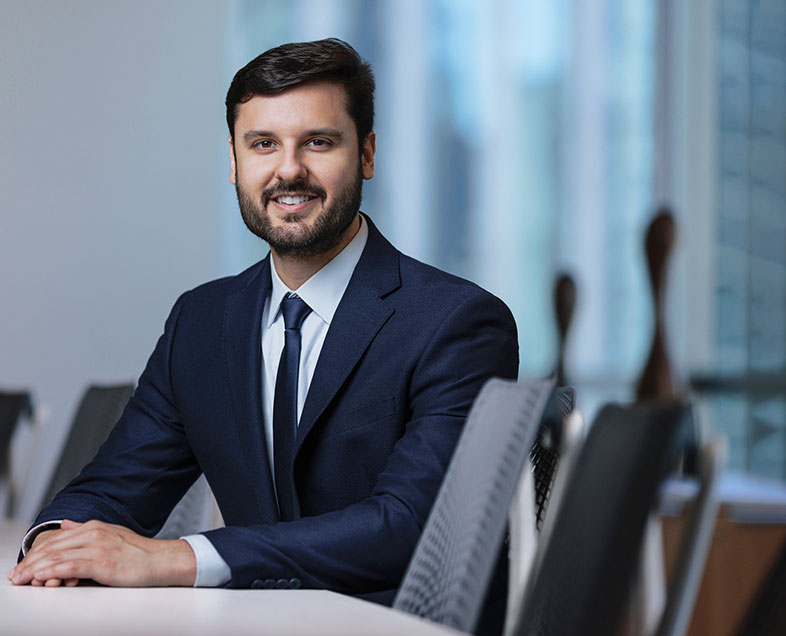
[{"xmin": 0, "ymin": 0, "xmax": 232, "ymax": 520}]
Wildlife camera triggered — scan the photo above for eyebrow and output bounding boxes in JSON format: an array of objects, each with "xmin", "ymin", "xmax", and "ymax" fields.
[
  {"xmin": 305, "ymin": 128, "xmax": 344, "ymax": 139},
  {"xmin": 242, "ymin": 128, "xmax": 344, "ymax": 143}
]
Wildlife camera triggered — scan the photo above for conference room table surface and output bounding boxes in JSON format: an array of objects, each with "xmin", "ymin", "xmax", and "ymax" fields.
[{"xmin": 0, "ymin": 521, "xmax": 461, "ymax": 636}]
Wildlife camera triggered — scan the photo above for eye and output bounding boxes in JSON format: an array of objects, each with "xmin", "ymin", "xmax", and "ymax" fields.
[
  {"xmin": 252, "ymin": 139, "xmax": 276, "ymax": 151},
  {"xmin": 306, "ymin": 138, "xmax": 332, "ymax": 149}
]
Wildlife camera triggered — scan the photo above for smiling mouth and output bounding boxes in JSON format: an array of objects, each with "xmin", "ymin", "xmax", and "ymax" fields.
[
  {"xmin": 274, "ymin": 195, "xmax": 318, "ymax": 205},
  {"xmin": 263, "ymin": 181, "xmax": 326, "ymax": 210}
]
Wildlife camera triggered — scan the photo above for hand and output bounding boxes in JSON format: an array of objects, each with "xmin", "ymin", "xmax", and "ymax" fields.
[
  {"xmin": 22, "ymin": 528, "xmax": 79, "ymax": 587},
  {"xmin": 7, "ymin": 519, "xmax": 197, "ymax": 587}
]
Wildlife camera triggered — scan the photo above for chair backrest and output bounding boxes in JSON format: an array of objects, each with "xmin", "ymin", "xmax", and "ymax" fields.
[
  {"xmin": 655, "ymin": 435, "xmax": 726, "ymax": 636},
  {"xmin": 529, "ymin": 387, "xmax": 576, "ymax": 531},
  {"xmin": 394, "ymin": 377, "xmax": 556, "ymax": 633},
  {"xmin": 40, "ymin": 384, "xmax": 133, "ymax": 508},
  {"xmin": 0, "ymin": 391, "xmax": 32, "ymax": 477},
  {"xmin": 505, "ymin": 389, "xmax": 578, "ymax": 636},
  {"xmin": 513, "ymin": 401, "xmax": 695, "ymax": 636}
]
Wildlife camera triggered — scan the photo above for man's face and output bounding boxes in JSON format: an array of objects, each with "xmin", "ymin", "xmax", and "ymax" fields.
[{"xmin": 230, "ymin": 82, "xmax": 375, "ymax": 258}]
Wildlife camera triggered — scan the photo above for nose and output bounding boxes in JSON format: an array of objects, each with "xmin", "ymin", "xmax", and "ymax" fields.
[{"xmin": 275, "ymin": 146, "xmax": 308, "ymax": 183}]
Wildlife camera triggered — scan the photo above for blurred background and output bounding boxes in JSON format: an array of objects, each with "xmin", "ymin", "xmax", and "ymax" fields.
[{"xmin": 1, "ymin": 0, "xmax": 784, "ymax": 521}]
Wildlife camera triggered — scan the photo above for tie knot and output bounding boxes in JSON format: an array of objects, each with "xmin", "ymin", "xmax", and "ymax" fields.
[{"xmin": 280, "ymin": 294, "xmax": 312, "ymax": 330}]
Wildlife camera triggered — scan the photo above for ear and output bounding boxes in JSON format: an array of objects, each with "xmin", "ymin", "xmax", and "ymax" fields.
[
  {"xmin": 361, "ymin": 131, "xmax": 376, "ymax": 180},
  {"xmin": 229, "ymin": 136, "xmax": 237, "ymax": 185}
]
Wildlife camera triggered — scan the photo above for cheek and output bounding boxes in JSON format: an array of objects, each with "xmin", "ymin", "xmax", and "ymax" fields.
[
  {"xmin": 236, "ymin": 156, "xmax": 275, "ymax": 187},
  {"xmin": 318, "ymin": 166, "xmax": 356, "ymax": 196}
]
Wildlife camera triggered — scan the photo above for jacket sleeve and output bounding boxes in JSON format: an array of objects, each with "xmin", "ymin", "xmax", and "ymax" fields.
[{"xmin": 31, "ymin": 293, "xmax": 202, "ymax": 536}]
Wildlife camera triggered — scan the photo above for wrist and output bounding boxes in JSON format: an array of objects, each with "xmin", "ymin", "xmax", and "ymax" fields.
[{"xmin": 156, "ymin": 539, "xmax": 197, "ymax": 587}]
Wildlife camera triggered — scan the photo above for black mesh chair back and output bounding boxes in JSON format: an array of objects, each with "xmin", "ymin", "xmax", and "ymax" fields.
[
  {"xmin": 41, "ymin": 384, "xmax": 133, "ymax": 508},
  {"xmin": 514, "ymin": 401, "xmax": 692, "ymax": 636},
  {"xmin": 529, "ymin": 387, "xmax": 576, "ymax": 531},
  {"xmin": 0, "ymin": 391, "xmax": 32, "ymax": 477},
  {"xmin": 505, "ymin": 388, "xmax": 578, "ymax": 636},
  {"xmin": 394, "ymin": 377, "xmax": 556, "ymax": 633}
]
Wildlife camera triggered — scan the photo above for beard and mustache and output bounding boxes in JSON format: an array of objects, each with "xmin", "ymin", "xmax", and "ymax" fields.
[{"xmin": 235, "ymin": 165, "xmax": 363, "ymax": 259}]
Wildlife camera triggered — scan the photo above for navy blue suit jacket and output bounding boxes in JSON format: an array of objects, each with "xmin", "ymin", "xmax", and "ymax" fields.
[{"xmin": 35, "ymin": 216, "xmax": 518, "ymax": 602}]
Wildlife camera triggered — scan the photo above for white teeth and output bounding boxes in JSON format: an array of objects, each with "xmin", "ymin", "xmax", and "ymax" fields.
[{"xmin": 275, "ymin": 195, "xmax": 313, "ymax": 205}]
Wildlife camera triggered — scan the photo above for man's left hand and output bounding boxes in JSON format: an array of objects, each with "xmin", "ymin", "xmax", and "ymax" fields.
[{"xmin": 7, "ymin": 519, "xmax": 197, "ymax": 587}]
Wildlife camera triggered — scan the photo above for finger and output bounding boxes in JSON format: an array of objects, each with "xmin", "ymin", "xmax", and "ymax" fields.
[
  {"xmin": 29, "ymin": 548, "xmax": 104, "ymax": 584},
  {"xmin": 14, "ymin": 545, "xmax": 93, "ymax": 585},
  {"xmin": 43, "ymin": 578, "xmax": 63, "ymax": 587},
  {"xmin": 13, "ymin": 523, "xmax": 126, "ymax": 584},
  {"xmin": 64, "ymin": 577, "xmax": 79, "ymax": 587},
  {"xmin": 10, "ymin": 565, "xmax": 37, "ymax": 585}
]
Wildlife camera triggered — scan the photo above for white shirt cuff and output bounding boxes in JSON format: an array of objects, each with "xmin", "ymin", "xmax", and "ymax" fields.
[
  {"xmin": 22, "ymin": 520, "xmax": 63, "ymax": 556},
  {"xmin": 182, "ymin": 534, "xmax": 231, "ymax": 587}
]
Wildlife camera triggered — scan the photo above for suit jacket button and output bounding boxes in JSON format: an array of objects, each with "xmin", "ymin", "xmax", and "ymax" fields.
[
  {"xmin": 263, "ymin": 578, "xmax": 276, "ymax": 589},
  {"xmin": 289, "ymin": 578, "xmax": 301, "ymax": 589},
  {"xmin": 251, "ymin": 579, "xmax": 264, "ymax": 589},
  {"xmin": 275, "ymin": 578, "xmax": 288, "ymax": 589}
]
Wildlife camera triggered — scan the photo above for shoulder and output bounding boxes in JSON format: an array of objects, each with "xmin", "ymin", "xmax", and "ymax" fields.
[
  {"xmin": 364, "ymin": 215, "xmax": 511, "ymax": 315},
  {"xmin": 397, "ymin": 252, "xmax": 513, "ymax": 319},
  {"xmin": 175, "ymin": 258, "xmax": 268, "ymax": 308}
]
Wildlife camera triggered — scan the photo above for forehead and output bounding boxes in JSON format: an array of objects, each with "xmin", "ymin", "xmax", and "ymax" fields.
[{"xmin": 234, "ymin": 82, "xmax": 354, "ymax": 138}]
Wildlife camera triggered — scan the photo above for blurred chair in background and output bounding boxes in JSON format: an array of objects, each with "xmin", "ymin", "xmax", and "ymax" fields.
[
  {"xmin": 0, "ymin": 390, "xmax": 33, "ymax": 517},
  {"xmin": 636, "ymin": 207, "xmax": 679, "ymax": 402},
  {"xmin": 394, "ymin": 377, "xmax": 557, "ymax": 635},
  {"xmin": 39, "ymin": 384, "xmax": 134, "ymax": 509},
  {"xmin": 505, "ymin": 387, "xmax": 579, "ymax": 636},
  {"xmin": 528, "ymin": 387, "xmax": 578, "ymax": 533},
  {"xmin": 552, "ymin": 273, "xmax": 576, "ymax": 388},
  {"xmin": 511, "ymin": 402, "xmax": 725, "ymax": 636},
  {"xmin": 39, "ymin": 383, "xmax": 221, "ymax": 538}
]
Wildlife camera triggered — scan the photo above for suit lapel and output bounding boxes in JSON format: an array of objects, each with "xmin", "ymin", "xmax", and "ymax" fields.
[
  {"xmin": 222, "ymin": 256, "xmax": 279, "ymax": 524},
  {"xmin": 296, "ymin": 217, "xmax": 401, "ymax": 450}
]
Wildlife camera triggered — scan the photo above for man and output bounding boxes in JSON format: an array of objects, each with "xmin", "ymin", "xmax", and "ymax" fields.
[{"xmin": 9, "ymin": 38, "xmax": 517, "ymax": 631}]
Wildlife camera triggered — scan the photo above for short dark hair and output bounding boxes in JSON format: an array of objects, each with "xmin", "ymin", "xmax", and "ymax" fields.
[{"xmin": 225, "ymin": 38, "xmax": 375, "ymax": 147}]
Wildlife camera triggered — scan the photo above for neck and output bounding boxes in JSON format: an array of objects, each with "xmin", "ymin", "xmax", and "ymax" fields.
[{"xmin": 271, "ymin": 214, "xmax": 361, "ymax": 290}]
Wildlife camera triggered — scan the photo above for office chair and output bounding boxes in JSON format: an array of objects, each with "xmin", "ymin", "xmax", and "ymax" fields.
[
  {"xmin": 512, "ymin": 402, "xmax": 725, "ymax": 636},
  {"xmin": 654, "ymin": 435, "xmax": 725, "ymax": 636},
  {"xmin": 0, "ymin": 391, "xmax": 32, "ymax": 477},
  {"xmin": 41, "ymin": 383, "xmax": 220, "ymax": 538},
  {"xmin": 393, "ymin": 377, "xmax": 556, "ymax": 634},
  {"xmin": 0, "ymin": 391, "xmax": 33, "ymax": 516},
  {"xmin": 528, "ymin": 387, "xmax": 577, "ymax": 531},
  {"xmin": 40, "ymin": 383, "xmax": 134, "ymax": 508},
  {"xmin": 505, "ymin": 402, "xmax": 583, "ymax": 636}
]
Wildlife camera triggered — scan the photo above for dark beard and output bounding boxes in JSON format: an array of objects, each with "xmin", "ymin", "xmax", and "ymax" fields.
[{"xmin": 235, "ymin": 169, "xmax": 362, "ymax": 259}]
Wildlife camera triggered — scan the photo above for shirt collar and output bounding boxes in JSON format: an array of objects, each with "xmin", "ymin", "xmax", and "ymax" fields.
[{"xmin": 266, "ymin": 214, "xmax": 369, "ymax": 328}]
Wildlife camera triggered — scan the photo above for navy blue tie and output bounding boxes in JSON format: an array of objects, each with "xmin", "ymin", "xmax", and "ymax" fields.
[{"xmin": 273, "ymin": 293, "xmax": 312, "ymax": 521}]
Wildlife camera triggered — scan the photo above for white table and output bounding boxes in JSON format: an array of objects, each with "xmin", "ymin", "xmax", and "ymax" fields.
[{"xmin": 1, "ymin": 521, "xmax": 460, "ymax": 636}]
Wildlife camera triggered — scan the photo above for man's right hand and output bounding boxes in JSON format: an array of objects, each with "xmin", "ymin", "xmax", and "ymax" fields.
[
  {"xmin": 18, "ymin": 528, "xmax": 79, "ymax": 587},
  {"xmin": 8, "ymin": 519, "xmax": 197, "ymax": 588}
]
